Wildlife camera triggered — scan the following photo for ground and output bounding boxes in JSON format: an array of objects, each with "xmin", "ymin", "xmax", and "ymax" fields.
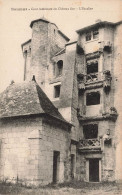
[{"xmin": 0, "ymin": 181, "xmax": 122, "ymax": 195}]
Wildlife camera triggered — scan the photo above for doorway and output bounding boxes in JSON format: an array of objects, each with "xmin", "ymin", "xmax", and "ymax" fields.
[
  {"xmin": 53, "ymin": 151, "xmax": 60, "ymax": 183},
  {"xmin": 89, "ymin": 159, "xmax": 99, "ymax": 182}
]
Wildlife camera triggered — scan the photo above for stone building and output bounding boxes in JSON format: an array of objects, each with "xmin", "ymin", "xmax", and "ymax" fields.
[{"xmin": 0, "ymin": 18, "xmax": 122, "ymax": 185}]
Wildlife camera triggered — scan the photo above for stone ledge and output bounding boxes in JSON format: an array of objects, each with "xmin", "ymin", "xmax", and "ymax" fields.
[{"xmin": 78, "ymin": 113, "xmax": 118, "ymax": 122}]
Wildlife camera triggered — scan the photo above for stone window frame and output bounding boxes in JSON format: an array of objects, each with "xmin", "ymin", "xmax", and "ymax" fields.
[
  {"xmin": 86, "ymin": 28, "xmax": 99, "ymax": 42},
  {"xmin": 93, "ymin": 28, "xmax": 99, "ymax": 39},
  {"xmin": 84, "ymin": 88, "xmax": 103, "ymax": 106},
  {"xmin": 86, "ymin": 31, "xmax": 92, "ymax": 41},
  {"xmin": 54, "ymin": 84, "xmax": 61, "ymax": 98},
  {"xmin": 56, "ymin": 60, "xmax": 63, "ymax": 77},
  {"xmin": 86, "ymin": 91, "xmax": 100, "ymax": 106},
  {"xmin": 86, "ymin": 60, "xmax": 99, "ymax": 74},
  {"xmin": 83, "ymin": 123, "xmax": 98, "ymax": 139}
]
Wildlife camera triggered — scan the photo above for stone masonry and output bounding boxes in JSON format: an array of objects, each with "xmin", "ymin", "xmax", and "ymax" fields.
[{"xmin": 0, "ymin": 18, "xmax": 122, "ymax": 185}]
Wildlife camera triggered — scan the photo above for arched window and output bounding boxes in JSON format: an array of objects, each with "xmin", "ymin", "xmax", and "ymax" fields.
[{"xmin": 56, "ymin": 60, "xmax": 63, "ymax": 77}]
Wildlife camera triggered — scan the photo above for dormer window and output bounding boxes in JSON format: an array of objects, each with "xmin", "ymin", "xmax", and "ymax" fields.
[
  {"xmin": 24, "ymin": 50, "xmax": 27, "ymax": 57},
  {"xmin": 86, "ymin": 32, "xmax": 91, "ymax": 41},
  {"xmin": 93, "ymin": 29, "xmax": 99, "ymax": 39},
  {"xmin": 86, "ymin": 29, "xmax": 99, "ymax": 42}
]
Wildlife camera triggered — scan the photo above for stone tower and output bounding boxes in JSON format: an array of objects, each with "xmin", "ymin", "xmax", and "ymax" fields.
[{"xmin": 21, "ymin": 17, "xmax": 69, "ymax": 89}]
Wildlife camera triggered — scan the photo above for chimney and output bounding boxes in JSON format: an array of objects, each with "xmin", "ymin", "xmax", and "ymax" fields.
[{"xmin": 95, "ymin": 19, "xmax": 102, "ymax": 23}]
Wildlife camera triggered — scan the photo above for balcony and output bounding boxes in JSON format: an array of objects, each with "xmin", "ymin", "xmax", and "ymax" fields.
[
  {"xmin": 77, "ymin": 71, "xmax": 112, "ymax": 91},
  {"xmin": 78, "ymin": 138, "xmax": 103, "ymax": 152},
  {"xmin": 86, "ymin": 72, "xmax": 103, "ymax": 83},
  {"xmin": 77, "ymin": 72, "xmax": 103, "ymax": 89}
]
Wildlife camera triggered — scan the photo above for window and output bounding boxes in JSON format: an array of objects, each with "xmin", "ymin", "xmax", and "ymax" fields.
[
  {"xmin": 76, "ymin": 44, "xmax": 84, "ymax": 55},
  {"xmin": 86, "ymin": 92, "xmax": 100, "ymax": 106},
  {"xmin": 56, "ymin": 60, "xmax": 63, "ymax": 77},
  {"xmin": 83, "ymin": 124, "xmax": 98, "ymax": 139},
  {"xmin": 93, "ymin": 29, "xmax": 99, "ymax": 39},
  {"xmin": 54, "ymin": 85, "xmax": 61, "ymax": 98},
  {"xmin": 24, "ymin": 50, "xmax": 27, "ymax": 57},
  {"xmin": 86, "ymin": 59, "xmax": 99, "ymax": 82},
  {"xmin": 87, "ymin": 62, "xmax": 98, "ymax": 74},
  {"xmin": 86, "ymin": 32, "xmax": 91, "ymax": 41},
  {"xmin": 71, "ymin": 154, "xmax": 75, "ymax": 179},
  {"xmin": 86, "ymin": 29, "xmax": 99, "ymax": 41}
]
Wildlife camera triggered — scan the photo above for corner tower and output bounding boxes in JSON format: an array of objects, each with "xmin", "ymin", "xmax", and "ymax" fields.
[{"xmin": 21, "ymin": 18, "xmax": 69, "ymax": 89}]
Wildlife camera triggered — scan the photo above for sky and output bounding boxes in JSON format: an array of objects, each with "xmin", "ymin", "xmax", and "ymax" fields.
[{"xmin": 0, "ymin": 0, "xmax": 121, "ymax": 92}]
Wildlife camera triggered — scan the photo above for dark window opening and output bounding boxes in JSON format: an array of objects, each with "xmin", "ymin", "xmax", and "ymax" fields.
[
  {"xmin": 83, "ymin": 124, "xmax": 98, "ymax": 139},
  {"xmin": 87, "ymin": 62, "xmax": 98, "ymax": 74},
  {"xmin": 93, "ymin": 29, "xmax": 99, "ymax": 39},
  {"xmin": 104, "ymin": 138, "xmax": 112, "ymax": 146},
  {"xmin": 57, "ymin": 60, "xmax": 63, "ymax": 77},
  {"xmin": 71, "ymin": 154, "xmax": 75, "ymax": 179},
  {"xmin": 53, "ymin": 151, "xmax": 60, "ymax": 183},
  {"xmin": 24, "ymin": 50, "xmax": 27, "ymax": 57},
  {"xmin": 76, "ymin": 44, "xmax": 84, "ymax": 55},
  {"xmin": 86, "ymin": 92, "xmax": 100, "ymax": 106},
  {"xmin": 86, "ymin": 32, "xmax": 91, "ymax": 41},
  {"xmin": 53, "ymin": 63, "xmax": 56, "ymax": 76},
  {"xmin": 54, "ymin": 85, "xmax": 61, "ymax": 98}
]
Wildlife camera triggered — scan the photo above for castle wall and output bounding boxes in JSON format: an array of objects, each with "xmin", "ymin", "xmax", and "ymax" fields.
[
  {"xmin": 39, "ymin": 119, "xmax": 71, "ymax": 185},
  {"xmin": 19, "ymin": 20, "xmax": 122, "ymax": 183},
  {"xmin": 0, "ymin": 116, "xmax": 70, "ymax": 186}
]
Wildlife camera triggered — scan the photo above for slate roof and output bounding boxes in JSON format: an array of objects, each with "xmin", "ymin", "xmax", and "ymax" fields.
[
  {"xmin": 30, "ymin": 17, "xmax": 50, "ymax": 28},
  {"xmin": 55, "ymin": 48, "xmax": 65, "ymax": 56},
  {"xmin": 21, "ymin": 39, "xmax": 31, "ymax": 48},
  {"xmin": 0, "ymin": 81, "xmax": 69, "ymax": 125},
  {"xmin": 76, "ymin": 20, "xmax": 122, "ymax": 34},
  {"xmin": 58, "ymin": 30, "xmax": 70, "ymax": 41}
]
